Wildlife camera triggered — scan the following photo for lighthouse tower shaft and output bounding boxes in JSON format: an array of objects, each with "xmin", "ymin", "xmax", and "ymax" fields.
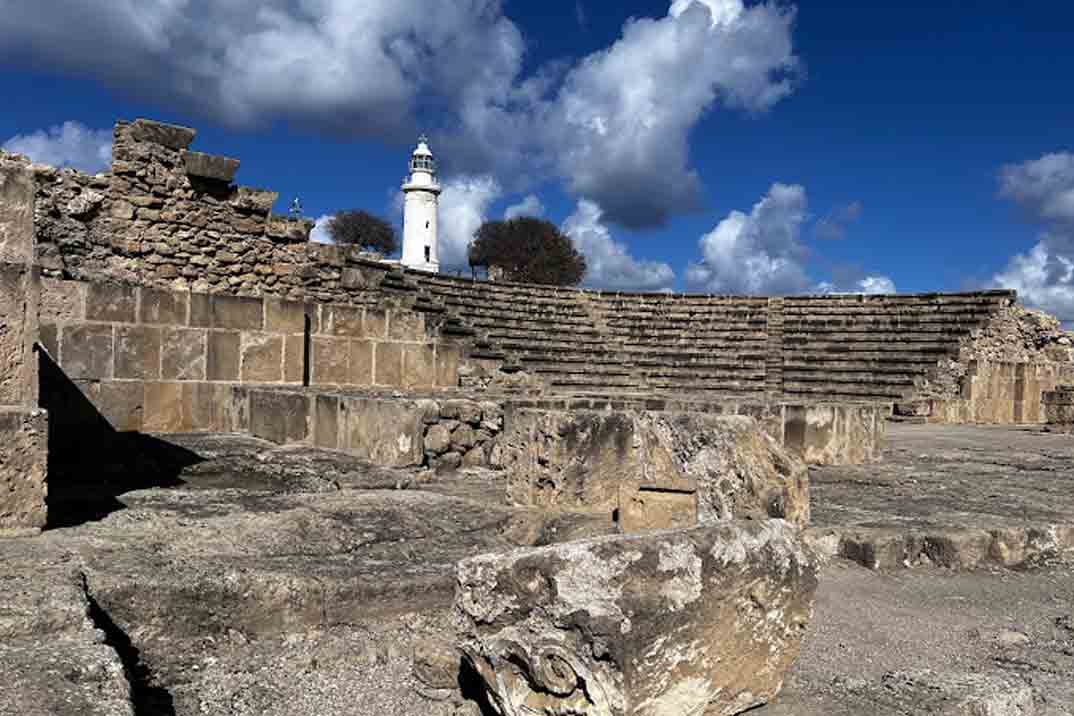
[{"xmin": 401, "ymin": 137, "xmax": 441, "ymax": 273}]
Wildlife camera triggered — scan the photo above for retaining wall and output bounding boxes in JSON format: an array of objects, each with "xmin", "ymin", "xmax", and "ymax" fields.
[{"xmin": 37, "ymin": 277, "xmax": 462, "ymax": 435}]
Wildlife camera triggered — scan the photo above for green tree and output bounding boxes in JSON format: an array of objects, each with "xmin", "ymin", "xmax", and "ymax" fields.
[
  {"xmin": 468, "ymin": 217, "xmax": 587, "ymax": 286},
  {"xmin": 327, "ymin": 210, "xmax": 399, "ymax": 254}
]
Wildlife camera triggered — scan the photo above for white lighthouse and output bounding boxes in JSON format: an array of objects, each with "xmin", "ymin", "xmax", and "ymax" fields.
[{"xmin": 400, "ymin": 135, "xmax": 441, "ymax": 272}]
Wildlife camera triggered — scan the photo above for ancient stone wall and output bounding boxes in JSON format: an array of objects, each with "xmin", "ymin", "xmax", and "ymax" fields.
[
  {"xmin": 38, "ymin": 277, "xmax": 461, "ymax": 435},
  {"xmin": 7, "ymin": 118, "xmax": 430, "ymax": 309},
  {"xmin": 0, "ymin": 160, "xmax": 47, "ymax": 532}
]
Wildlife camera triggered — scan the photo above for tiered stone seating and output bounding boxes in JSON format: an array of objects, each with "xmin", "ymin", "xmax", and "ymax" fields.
[
  {"xmin": 406, "ymin": 273, "xmax": 642, "ymax": 392},
  {"xmin": 588, "ymin": 294, "xmax": 771, "ymax": 396},
  {"xmin": 399, "ymin": 268, "xmax": 1015, "ymax": 404},
  {"xmin": 780, "ymin": 292, "xmax": 1013, "ymax": 400}
]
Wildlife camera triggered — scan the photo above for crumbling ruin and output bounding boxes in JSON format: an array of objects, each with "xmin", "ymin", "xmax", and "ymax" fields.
[{"xmin": 2, "ymin": 119, "xmax": 1073, "ymax": 716}]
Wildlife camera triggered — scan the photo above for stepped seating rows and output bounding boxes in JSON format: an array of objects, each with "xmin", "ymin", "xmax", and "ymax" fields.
[
  {"xmin": 396, "ymin": 268, "xmax": 1014, "ymax": 403},
  {"xmin": 405, "ymin": 273, "xmax": 642, "ymax": 391},
  {"xmin": 588, "ymin": 294, "xmax": 772, "ymax": 396},
  {"xmin": 779, "ymin": 293, "xmax": 1012, "ymax": 400}
]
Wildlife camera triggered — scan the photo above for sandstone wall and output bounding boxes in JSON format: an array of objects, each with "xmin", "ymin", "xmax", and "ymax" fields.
[
  {"xmin": 0, "ymin": 160, "xmax": 47, "ymax": 532},
  {"xmin": 38, "ymin": 277, "xmax": 461, "ymax": 435}
]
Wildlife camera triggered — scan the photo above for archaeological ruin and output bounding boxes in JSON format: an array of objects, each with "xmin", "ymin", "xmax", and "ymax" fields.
[{"xmin": 2, "ymin": 119, "xmax": 1073, "ymax": 716}]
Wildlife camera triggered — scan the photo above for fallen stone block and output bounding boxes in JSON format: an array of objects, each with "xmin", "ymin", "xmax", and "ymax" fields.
[
  {"xmin": 455, "ymin": 520, "xmax": 819, "ymax": 716},
  {"xmin": 500, "ymin": 410, "xmax": 809, "ymax": 531}
]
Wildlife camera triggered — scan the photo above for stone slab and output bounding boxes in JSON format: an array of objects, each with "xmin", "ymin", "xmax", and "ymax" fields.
[
  {"xmin": 341, "ymin": 396, "xmax": 424, "ymax": 467},
  {"xmin": 0, "ymin": 160, "xmax": 34, "ymax": 263},
  {"xmin": 0, "ymin": 263, "xmax": 39, "ymax": 405},
  {"xmin": 0, "ymin": 408, "xmax": 48, "ymax": 531},
  {"xmin": 248, "ymin": 390, "xmax": 309, "ymax": 445}
]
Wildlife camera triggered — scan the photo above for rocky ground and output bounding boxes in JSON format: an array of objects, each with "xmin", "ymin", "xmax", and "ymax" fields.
[{"xmin": 1, "ymin": 423, "xmax": 1072, "ymax": 715}]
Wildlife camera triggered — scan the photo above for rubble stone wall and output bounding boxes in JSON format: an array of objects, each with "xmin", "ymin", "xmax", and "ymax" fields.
[
  {"xmin": 235, "ymin": 390, "xmax": 503, "ymax": 469},
  {"xmin": 38, "ymin": 277, "xmax": 460, "ymax": 434}
]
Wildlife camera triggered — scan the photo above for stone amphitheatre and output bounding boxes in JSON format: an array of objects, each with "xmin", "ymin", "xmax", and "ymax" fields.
[{"xmin": 2, "ymin": 119, "xmax": 1074, "ymax": 715}]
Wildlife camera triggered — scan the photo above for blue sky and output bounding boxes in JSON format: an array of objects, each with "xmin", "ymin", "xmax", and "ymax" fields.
[{"xmin": 2, "ymin": 1, "xmax": 1073, "ymax": 318}]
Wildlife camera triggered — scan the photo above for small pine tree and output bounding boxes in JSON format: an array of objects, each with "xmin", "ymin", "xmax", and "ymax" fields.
[
  {"xmin": 468, "ymin": 217, "xmax": 586, "ymax": 286},
  {"xmin": 327, "ymin": 210, "xmax": 399, "ymax": 254}
]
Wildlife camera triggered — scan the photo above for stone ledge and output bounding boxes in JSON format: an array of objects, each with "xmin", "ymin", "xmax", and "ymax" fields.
[{"xmin": 181, "ymin": 150, "xmax": 240, "ymax": 182}]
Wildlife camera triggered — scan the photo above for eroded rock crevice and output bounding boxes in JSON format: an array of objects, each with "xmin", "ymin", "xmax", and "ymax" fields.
[{"xmin": 81, "ymin": 573, "xmax": 176, "ymax": 716}]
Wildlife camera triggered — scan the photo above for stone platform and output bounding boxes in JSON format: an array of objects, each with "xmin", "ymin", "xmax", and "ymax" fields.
[
  {"xmin": 2, "ymin": 422, "xmax": 1073, "ymax": 715},
  {"xmin": 806, "ymin": 422, "xmax": 1074, "ymax": 569}
]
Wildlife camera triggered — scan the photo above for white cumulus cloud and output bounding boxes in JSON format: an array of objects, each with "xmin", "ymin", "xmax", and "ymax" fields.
[
  {"xmin": 0, "ymin": 0, "xmax": 800, "ymax": 228},
  {"xmin": 309, "ymin": 214, "xmax": 334, "ymax": 245},
  {"xmin": 562, "ymin": 199, "xmax": 675, "ymax": 291},
  {"xmin": 503, "ymin": 194, "xmax": 545, "ymax": 220},
  {"xmin": 437, "ymin": 175, "xmax": 502, "ymax": 270},
  {"xmin": 992, "ymin": 152, "xmax": 1074, "ymax": 321},
  {"xmin": 2, "ymin": 121, "xmax": 111, "ymax": 173},
  {"xmin": 686, "ymin": 183, "xmax": 894, "ymax": 295},
  {"xmin": 686, "ymin": 183, "xmax": 811, "ymax": 294}
]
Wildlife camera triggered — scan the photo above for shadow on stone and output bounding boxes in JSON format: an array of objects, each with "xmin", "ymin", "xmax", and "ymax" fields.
[
  {"xmin": 458, "ymin": 655, "xmax": 498, "ymax": 716},
  {"xmin": 39, "ymin": 350, "xmax": 203, "ymax": 528},
  {"xmin": 83, "ymin": 575, "xmax": 176, "ymax": 716}
]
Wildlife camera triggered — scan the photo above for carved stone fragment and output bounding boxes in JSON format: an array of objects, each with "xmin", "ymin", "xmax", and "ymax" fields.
[{"xmin": 455, "ymin": 520, "xmax": 819, "ymax": 716}]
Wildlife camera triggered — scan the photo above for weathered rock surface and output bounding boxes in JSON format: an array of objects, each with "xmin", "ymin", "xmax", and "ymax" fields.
[
  {"xmin": 455, "ymin": 520, "xmax": 819, "ymax": 716},
  {"xmin": 500, "ymin": 410, "xmax": 809, "ymax": 531},
  {"xmin": 0, "ymin": 543, "xmax": 133, "ymax": 716}
]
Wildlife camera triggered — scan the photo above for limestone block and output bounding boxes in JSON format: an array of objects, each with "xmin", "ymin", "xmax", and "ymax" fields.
[
  {"xmin": 499, "ymin": 410, "xmax": 809, "ymax": 530},
  {"xmin": 60, "ymin": 324, "xmax": 114, "ymax": 380},
  {"xmin": 230, "ymin": 187, "xmax": 279, "ymax": 216},
  {"xmin": 312, "ymin": 337, "xmax": 349, "ymax": 385},
  {"xmin": 264, "ymin": 216, "xmax": 312, "ymax": 242},
  {"xmin": 85, "ymin": 282, "xmax": 137, "ymax": 323},
  {"xmin": 181, "ymin": 150, "xmax": 240, "ymax": 182},
  {"xmin": 388, "ymin": 309, "xmax": 424, "ymax": 341},
  {"xmin": 313, "ymin": 394, "xmax": 339, "ymax": 449},
  {"xmin": 143, "ymin": 381, "xmax": 183, "ymax": 432},
  {"xmin": 200, "ymin": 294, "xmax": 263, "ymax": 331},
  {"xmin": 40, "ymin": 279, "xmax": 86, "ymax": 322},
  {"xmin": 248, "ymin": 390, "xmax": 309, "ymax": 445},
  {"xmin": 436, "ymin": 344, "xmax": 460, "ymax": 388},
  {"xmin": 403, "ymin": 343, "xmax": 435, "ymax": 388},
  {"xmin": 341, "ymin": 397, "xmax": 424, "ymax": 466},
  {"xmin": 129, "ymin": 118, "xmax": 196, "ymax": 149},
  {"xmin": 0, "ymin": 264, "xmax": 39, "ymax": 405},
  {"xmin": 284, "ymin": 334, "xmax": 305, "ymax": 384},
  {"xmin": 139, "ymin": 287, "xmax": 188, "ymax": 325},
  {"xmin": 424, "ymin": 424, "xmax": 451, "ymax": 453},
  {"xmin": 206, "ymin": 331, "xmax": 240, "ymax": 381},
  {"xmin": 364, "ymin": 309, "xmax": 387, "ymax": 339},
  {"xmin": 264, "ymin": 297, "xmax": 310, "ymax": 334},
  {"xmin": 375, "ymin": 342, "xmax": 403, "ymax": 386},
  {"xmin": 455, "ymin": 520, "xmax": 819, "ymax": 716},
  {"xmin": 161, "ymin": 328, "xmax": 207, "ymax": 381},
  {"xmin": 0, "ymin": 408, "xmax": 48, "ymax": 531},
  {"xmin": 322, "ymin": 305, "xmax": 364, "ymax": 337},
  {"xmin": 240, "ymin": 333, "xmax": 283, "ymax": 383},
  {"xmin": 95, "ymin": 380, "xmax": 145, "ymax": 432},
  {"xmin": 349, "ymin": 340, "xmax": 373, "ymax": 385},
  {"xmin": 115, "ymin": 325, "xmax": 162, "ymax": 379},
  {"xmin": 441, "ymin": 399, "xmax": 482, "ymax": 424},
  {"xmin": 0, "ymin": 161, "xmax": 34, "ymax": 263}
]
